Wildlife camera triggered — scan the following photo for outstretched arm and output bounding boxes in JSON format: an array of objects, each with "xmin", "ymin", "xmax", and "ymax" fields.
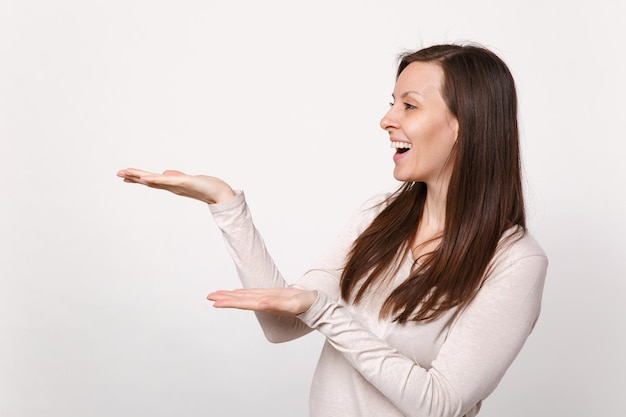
[
  {"xmin": 117, "ymin": 167, "xmax": 323, "ymax": 341},
  {"xmin": 208, "ymin": 244, "xmax": 548, "ymax": 417},
  {"xmin": 207, "ymin": 192, "xmax": 387, "ymax": 343}
]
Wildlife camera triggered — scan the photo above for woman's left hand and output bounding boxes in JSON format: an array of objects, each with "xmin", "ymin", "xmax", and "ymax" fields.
[{"xmin": 207, "ymin": 287, "xmax": 317, "ymax": 316}]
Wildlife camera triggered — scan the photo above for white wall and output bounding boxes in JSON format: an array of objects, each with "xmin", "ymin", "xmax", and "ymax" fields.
[{"xmin": 1, "ymin": 1, "xmax": 624, "ymax": 416}]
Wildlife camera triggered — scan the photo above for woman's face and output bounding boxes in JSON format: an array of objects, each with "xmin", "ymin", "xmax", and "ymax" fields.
[{"xmin": 380, "ymin": 61, "xmax": 458, "ymax": 186}]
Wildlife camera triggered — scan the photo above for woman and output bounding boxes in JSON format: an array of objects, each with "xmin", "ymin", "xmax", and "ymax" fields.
[{"xmin": 117, "ymin": 44, "xmax": 548, "ymax": 417}]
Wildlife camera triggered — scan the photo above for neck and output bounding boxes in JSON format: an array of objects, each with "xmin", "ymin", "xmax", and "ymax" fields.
[
  {"xmin": 421, "ymin": 177, "xmax": 448, "ymax": 232},
  {"xmin": 410, "ymin": 179, "xmax": 448, "ymax": 257}
]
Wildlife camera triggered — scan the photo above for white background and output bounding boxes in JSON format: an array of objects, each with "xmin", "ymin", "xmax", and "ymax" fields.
[{"xmin": 1, "ymin": 1, "xmax": 625, "ymax": 416}]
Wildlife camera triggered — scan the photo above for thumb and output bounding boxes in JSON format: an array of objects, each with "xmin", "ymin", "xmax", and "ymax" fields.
[{"xmin": 162, "ymin": 170, "xmax": 186, "ymax": 176}]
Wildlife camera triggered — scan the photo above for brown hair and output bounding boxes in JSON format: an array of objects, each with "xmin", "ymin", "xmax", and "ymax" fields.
[{"xmin": 340, "ymin": 44, "xmax": 525, "ymax": 322}]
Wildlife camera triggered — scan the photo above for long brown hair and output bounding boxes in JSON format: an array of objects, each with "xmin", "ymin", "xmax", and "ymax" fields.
[{"xmin": 340, "ymin": 44, "xmax": 525, "ymax": 322}]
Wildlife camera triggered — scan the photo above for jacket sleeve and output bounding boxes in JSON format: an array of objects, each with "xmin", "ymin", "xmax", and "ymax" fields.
[
  {"xmin": 297, "ymin": 246, "xmax": 548, "ymax": 417},
  {"xmin": 209, "ymin": 191, "xmax": 377, "ymax": 343}
]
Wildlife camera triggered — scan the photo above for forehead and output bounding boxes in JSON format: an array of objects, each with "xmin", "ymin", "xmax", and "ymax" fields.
[{"xmin": 394, "ymin": 61, "xmax": 445, "ymax": 98}]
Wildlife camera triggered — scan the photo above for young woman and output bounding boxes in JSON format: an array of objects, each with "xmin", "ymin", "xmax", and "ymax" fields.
[{"xmin": 118, "ymin": 44, "xmax": 548, "ymax": 417}]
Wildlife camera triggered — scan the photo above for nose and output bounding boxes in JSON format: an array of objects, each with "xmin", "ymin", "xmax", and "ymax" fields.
[{"xmin": 380, "ymin": 106, "xmax": 397, "ymax": 132}]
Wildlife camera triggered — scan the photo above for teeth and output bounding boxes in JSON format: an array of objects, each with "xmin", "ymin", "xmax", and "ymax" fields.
[{"xmin": 390, "ymin": 142, "xmax": 412, "ymax": 149}]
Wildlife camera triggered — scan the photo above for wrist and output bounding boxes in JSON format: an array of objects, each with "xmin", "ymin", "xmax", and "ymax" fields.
[{"xmin": 208, "ymin": 187, "xmax": 236, "ymax": 204}]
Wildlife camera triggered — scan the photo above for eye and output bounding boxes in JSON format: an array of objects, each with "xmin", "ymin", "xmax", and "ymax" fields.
[
  {"xmin": 404, "ymin": 102, "xmax": 416, "ymax": 110},
  {"xmin": 388, "ymin": 101, "xmax": 395, "ymax": 107}
]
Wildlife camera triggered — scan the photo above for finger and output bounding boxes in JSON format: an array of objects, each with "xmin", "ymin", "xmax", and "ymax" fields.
[
  {"xmin": 207, "ymin": 291, "xmax": 304, "ymax": 315},
  {"xmin": 117, "ymin": 168, "xmax": 159, "ymax": 185},
  {"xmin": 137, "ymin": 173, "xmax": 188, "ymax": 189},
  {"xmin": 207, "ymin": 289, "xmax": 275, "ymax": 308},
  {"xmin": 207, "ymin": 288, "xmax": 292, "ymax": 300},
  {"xmin": 117, "ymin": 168, "xmax": 156, "ymax": 179},
  {"xmin": 210, "ymin": 296, "xmax": 268, "ymax": 311},
  {"xmin": 212, "ymin": 297, "xmax": 294, "ymax": 313},
  {"xmin": 207, "ymin": 289, "xmax": 259, "ymax": 301},
  {"xmin": 206, "ymin": 290, "xmax": 232, "ymax": 301}
]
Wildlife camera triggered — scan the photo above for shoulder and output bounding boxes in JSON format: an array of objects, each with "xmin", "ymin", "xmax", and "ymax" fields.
[
  {"xmin": 484, "ymin": 226, "xmax": 548, "ymax": 285},
  {"xmin": 498, "ymin": 226, "xmax": 547, "ymax": 261}
]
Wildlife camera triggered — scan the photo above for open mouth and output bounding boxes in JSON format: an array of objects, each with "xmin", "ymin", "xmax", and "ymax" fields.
[{"xmin": 391, "ymin": 142, "xmax": 412, "ymax": 154}]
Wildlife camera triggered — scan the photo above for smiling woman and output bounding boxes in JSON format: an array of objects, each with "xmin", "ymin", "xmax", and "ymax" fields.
[
  {"xmin": 383, "ymin": 61, "xmax": 459, "ymax": 187},
  {"xmin": 117, "ymin": 43, "xmax": 547, "ymax": 417}
]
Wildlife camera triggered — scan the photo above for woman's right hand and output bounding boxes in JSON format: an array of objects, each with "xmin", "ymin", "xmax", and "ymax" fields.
[{"xmin": 116, "ymin": 168, "xmax": 236, "ymax": 204}]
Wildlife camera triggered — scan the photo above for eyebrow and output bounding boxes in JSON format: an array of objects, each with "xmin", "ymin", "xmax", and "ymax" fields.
[{"xmin": 391, "ymin": 91, "xmax": 424, "ymax": 99}]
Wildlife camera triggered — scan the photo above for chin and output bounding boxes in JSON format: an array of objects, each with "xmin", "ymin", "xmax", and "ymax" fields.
[{"xmin": 393, "ymin": 170, "xmax": 418, "ymax": 183}]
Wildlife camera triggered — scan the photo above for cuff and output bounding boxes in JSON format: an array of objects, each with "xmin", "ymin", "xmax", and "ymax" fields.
[
  {"xmin": 208, "ymin": 190, "xmax": 244, "ymax": 214},
  {"xmin": 297, "ymin": 289, "xmax": 331, "ymax": 329}
]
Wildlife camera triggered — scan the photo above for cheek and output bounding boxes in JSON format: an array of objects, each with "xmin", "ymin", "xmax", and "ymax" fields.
[
  {"xmin": 433, "ymin": 115, "xmax": 458, "ymax": 147},
  {"xmin": 417, "ymin": 124, "xmax": 457, "ymax": 171},
  {"xmin": 418, "ymin": 120, "xmax": 456, "ymax": 152}
]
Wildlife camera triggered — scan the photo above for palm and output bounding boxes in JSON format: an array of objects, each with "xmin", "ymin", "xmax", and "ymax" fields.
[
  {"xmin": 207, "ymin": 287, "xmax": 317, "ymax": 316},
  {"xmin": 117, "ymin": 168, "xmax": 235, "ymax": 204}
]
